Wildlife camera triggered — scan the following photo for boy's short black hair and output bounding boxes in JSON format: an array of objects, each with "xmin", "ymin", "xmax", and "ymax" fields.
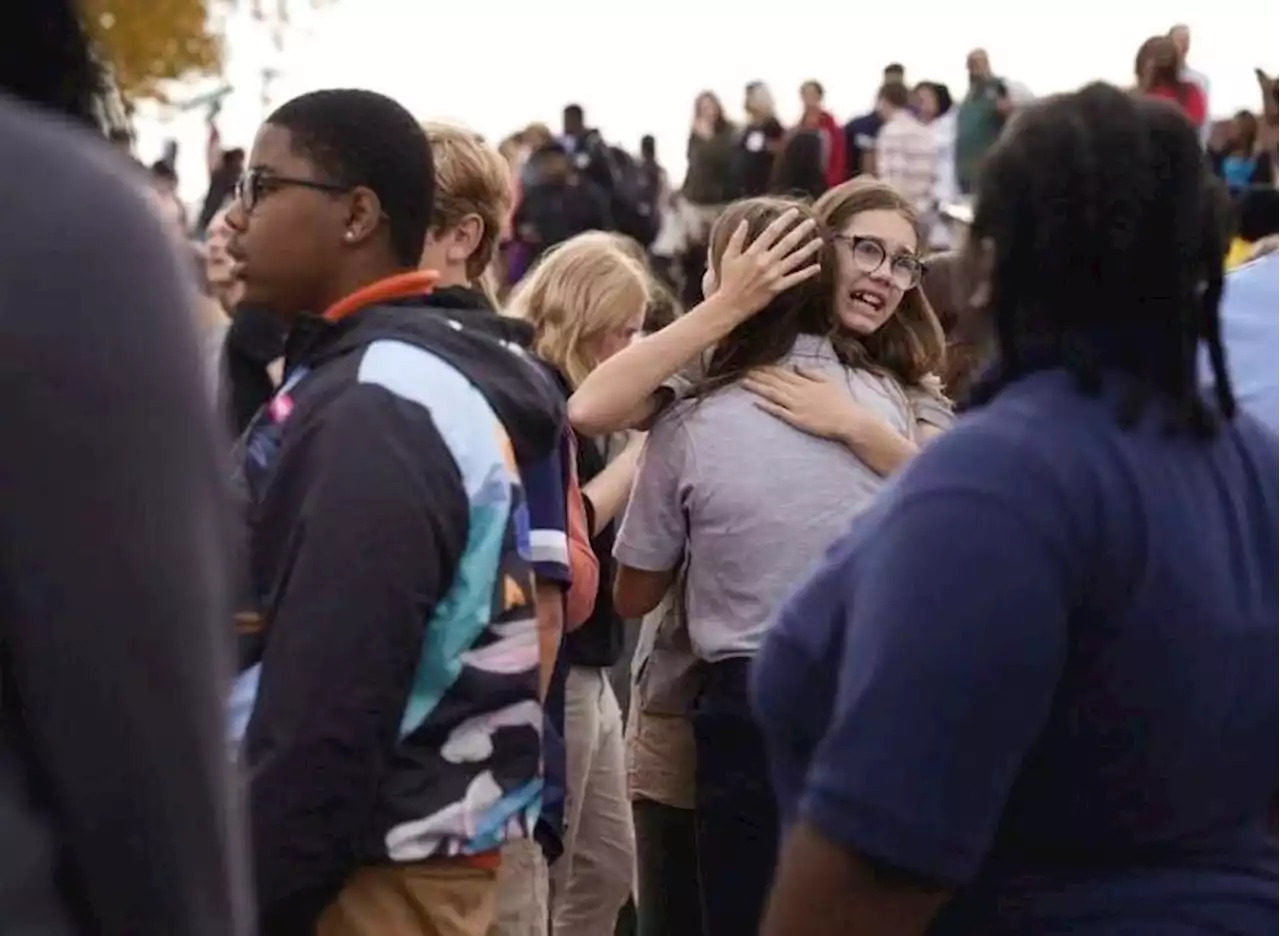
[{"xmin": 266, "ymin": 89, "xmax": 433, "ymax": 268}]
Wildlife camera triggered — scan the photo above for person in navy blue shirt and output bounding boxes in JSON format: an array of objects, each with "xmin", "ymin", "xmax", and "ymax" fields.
[{"xmin": 754, "ymin": 83, "xmax": 1279, "ymax": 936}]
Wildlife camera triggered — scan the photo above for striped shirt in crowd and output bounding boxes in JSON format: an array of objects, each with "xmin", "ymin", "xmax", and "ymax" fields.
[{"xmin": 876, "ymin": 111, "xmax": 938, "ymax": 222}]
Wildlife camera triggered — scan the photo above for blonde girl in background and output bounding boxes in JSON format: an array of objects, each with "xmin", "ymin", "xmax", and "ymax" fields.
[{"xmin": 506, "ymin": 232, "xmax": 652, "ymax": 936}]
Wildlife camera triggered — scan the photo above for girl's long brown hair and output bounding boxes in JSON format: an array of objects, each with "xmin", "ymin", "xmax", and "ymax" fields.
[{"xmin": 692, "ymin": 197, "xmax": 836, "ymax": 397}]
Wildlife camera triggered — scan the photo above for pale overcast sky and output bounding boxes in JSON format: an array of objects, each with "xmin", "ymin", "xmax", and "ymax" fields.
[{"xmin": 138, "ymin": 0, "xmax": 1279, "ymax": 204}]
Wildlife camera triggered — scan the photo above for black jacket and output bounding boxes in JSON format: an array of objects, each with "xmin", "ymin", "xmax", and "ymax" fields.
[{"xmin": 234, "ymin": 288, "xmax": 564, "ymax": 934}]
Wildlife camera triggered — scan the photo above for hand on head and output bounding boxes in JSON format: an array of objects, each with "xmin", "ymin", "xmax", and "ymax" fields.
[{"xmin": 711, "ymin": 208, "xmax": 823, "ymax": 322}]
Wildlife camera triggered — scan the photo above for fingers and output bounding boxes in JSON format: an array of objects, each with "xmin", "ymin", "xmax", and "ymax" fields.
[
  {"xmin": 752, "ymin": 399, "xmax": 803, "ymax": 430},
  {"xmin": 766, "ymin": 218, "xmax": 819, "ymax": 263},
  {"xmin": 791, "ymin": 366, "xmax": 827, "ymax": 383},
  {"xmin": 774, "ymin": 262, "xmax": 822, "ymax": 293},
  {"xmin": 721, "ymin": 220, "xmax": 749, "ymax": 262},
  {"xmin": 743, "ymin": 372, "xmax": 797, "ymax": 404},
  {"xmin": 747, "ymin": 208, "xmax": 804, "ymax": 255},
  {"xmin": 745, "ymin": 366, "xmax": 791, "ymax": 386},
  {"xmin": 775, "ymin": 234, "xmax": 824, "ymax": 273}
]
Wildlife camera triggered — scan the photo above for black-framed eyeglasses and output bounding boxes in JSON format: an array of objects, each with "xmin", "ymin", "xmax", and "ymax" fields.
[
  {"xmin": 833, "ymin": 234, "xmax": 926, "ymax": 290},
  {"xmin": 235, "ymin": 167, "xmax": 352, "ymax": 213}
]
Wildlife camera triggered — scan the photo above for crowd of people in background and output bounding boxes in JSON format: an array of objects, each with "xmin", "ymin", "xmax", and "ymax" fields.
[
  {"xmin": 2, "ymin": 2, "xmax": 1278, "ymax": 936},
  {"xmin": 140, "ymin": 25, "xmax": 1279, "ymax": 321}
]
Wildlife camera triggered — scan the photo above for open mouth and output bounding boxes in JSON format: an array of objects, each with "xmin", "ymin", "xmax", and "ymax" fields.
[{"xmin": 850, "ymin": 290, "xmax": 886, "ymax": 312}]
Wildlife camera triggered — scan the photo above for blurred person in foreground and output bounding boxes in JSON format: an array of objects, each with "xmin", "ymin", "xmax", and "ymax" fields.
[
  {"xmin": 757, "ymin": 83, "xmax": 1277, "ymax": 936},
  {"xmin": 0, "ymin": 1, "xmax": 251, "ymax": 934}
]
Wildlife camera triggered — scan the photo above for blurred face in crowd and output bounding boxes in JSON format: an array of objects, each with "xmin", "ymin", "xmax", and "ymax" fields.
[
  {"xmin": 1230, "ymin": 111, "xmax": 1258, "ymax": 144},
  {"xmin": 800, "ymin": 81, "xmax": 823, "ymax": 112},
  {"xmin": 205, "ymin": 207, "xmax": 243, "ymax": 309},
  {"xmin": 833, "ymin": 208, "xmax": 922, "ymax": 336},
  {"xmin": 146, "ymin": 185, "xmax": 187, "ymax": 245},
  {"xmin": 539, "ymin": 149, "xmax": 571, "ymax": 183},
  {"xmin": 914, "ymin": 83, "xmax": 940, "ymax": 121},
  {"xmin": 587, "ymin": 303, "xmax": 646, "ymax": 367},
  {"xmin": 695, "ymin": 93, "xmax": 723, "ymax": 125},
  {"xmin": 1144, "ymin": 37, "xmax": 1181, "ymax": 85},
  {"xmin": 1170, "ymin": 24, "xmax": 1190, "ymax": 58},
  {"xmin": 745, "ymin": 82, "xmax": 774, "ymax": 119},
  {"xmin": 563, "ymin": 106, "xmax": 584, "ymax": 137},
  {"xmin": 967, "ymin": 49, "xmax": 991, "ymax": 82}
]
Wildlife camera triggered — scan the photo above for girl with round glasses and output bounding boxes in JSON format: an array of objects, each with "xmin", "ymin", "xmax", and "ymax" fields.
[
  {"xmin": 577, "ymin": 182, "xmax": 952, "ymax": 936},
  {"xmin": 570, "ymin": 177, "xmax": 951, "ymax": 479}
]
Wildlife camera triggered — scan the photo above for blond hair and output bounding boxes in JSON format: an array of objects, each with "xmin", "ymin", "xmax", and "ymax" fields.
[
  {"xmin": 507, "ymin": 232, "xmax": 652, "ymax": 387},
  {"xmin": 422, "ymin": 122, "xmax": 514, "ymax": 298}
]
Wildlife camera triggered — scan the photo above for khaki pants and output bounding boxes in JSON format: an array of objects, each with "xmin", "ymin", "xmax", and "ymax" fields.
[
  {"xmin": 317, "ymin": 862, "xmax": 497, "ymax": 936},
  {"xmin": 488, "ymin": 838, "xmax": 549, "ymax": 936},
  {"xmin": 551, "ymin": 667, "xmax": 636, "ymax": 936}
]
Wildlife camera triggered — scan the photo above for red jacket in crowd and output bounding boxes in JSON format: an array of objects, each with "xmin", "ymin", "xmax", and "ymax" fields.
[{"xmin": 806, "ymin": 109, "xmax": 848, "ymax": 189}]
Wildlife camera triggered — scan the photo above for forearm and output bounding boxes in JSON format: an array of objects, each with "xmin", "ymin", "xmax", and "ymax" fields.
[
  {"xmin": 535, "ymin": 581, "xmax": 564, "ymax": 699},
  {"xmin": 762, "ymin": 821, "xmax": 945, "ymax": 936},
  {"xmin": 568, "ymin": 292, "xmax": 738, "ymax": 435},
  {"xmin": 581, "ymin": 450, "xmax": 640, "ymax": 534}
]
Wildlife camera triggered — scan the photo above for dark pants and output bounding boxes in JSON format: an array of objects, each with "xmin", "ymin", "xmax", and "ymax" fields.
[
  {"xmin": 690, "ymin": 659, "xmax": 778, "ymax": 936},
  {"xmin": 634, "ymin": 798, "xmax": 703, "ymax": 936}
]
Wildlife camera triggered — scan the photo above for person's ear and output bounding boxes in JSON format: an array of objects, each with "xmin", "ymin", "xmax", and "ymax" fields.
[
  {"xmin": 446, "ymin": 214, "xmax": 484, "ymax": 267},
  {"xmin": 343, "ymin": 186, "xmax": 383, "ymax": 246}
]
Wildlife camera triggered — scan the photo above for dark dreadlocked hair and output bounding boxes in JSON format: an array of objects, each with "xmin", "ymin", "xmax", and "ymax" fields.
[
  {"xmin": 966, "ymin": 82, "xmax": 1235, "ymax": 436},
  {"xmin": 0, "ymin": 0, "xmax": 107, "ymax": 130}
]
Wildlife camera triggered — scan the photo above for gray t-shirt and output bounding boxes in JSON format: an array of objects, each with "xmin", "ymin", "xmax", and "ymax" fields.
[{"xmin": 616, "ymin": 335, "xmax": 947, "ymax": 662}]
